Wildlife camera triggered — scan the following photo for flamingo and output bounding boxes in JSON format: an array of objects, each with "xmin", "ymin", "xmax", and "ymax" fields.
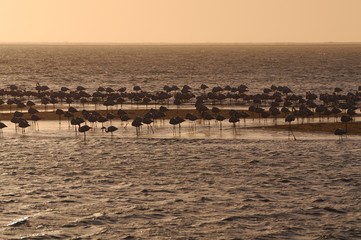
[
  {"xmin": 68, "ymin": 106, "xmax": 78, "ymax": 114},
  {"xmin": 13, "ymin": 111, "xmax": 24, "ymax": 118},
  {"xmin": 55, "ymin": 108, "xmax": 65, "ymax": 120},
  {"xmin": 215, "ymin": 114, "xmax": 226, "ymax": 131},
  {"xmin": 0, "ymin": 122, "xmax": 7, "ymax": 137},
  {"xmin": 120, "ymin": 114, "xmax": 130, "ymax": 127},
  {"xmin": 201, "ymin": 111, "xmax": 214, "ymax": 128},
  {"xmin": 79, "ymin": 125, "xmax": 91, "ymax": 142},
  {"xmin": 200, "ymin": 84, "xmax": 209, "ymax": 94},
  {"xmin": 28, "ymin": 107, "xmax": 39, "ymax": 115},
  {"xmin": 11, "ymin": 116, "xmax": 21, "ymax": 133},
  {"xmin": 106, "ymin": 113, "xmax": 116, "ymax": 125},
  {"xmin": 97, "ymin": 116, "xmax": 108, "ymax": 131},
  {"xmin": 341, "ymin": 115, "xmax": 352, "ymax": 132},
  {"xmin": 71, "ymin": 117, "xmax": 85, "ymax": 134},
  {"xmin": 117, "ymin": 109, "xmax": 127, "ymax": 116},
  {"xmin": 185, "ymin": 113, "xmax": 198, "ymax": 131},
  {"xmin": 103, "ymin": 126, "xmax": 118, "ymax": 136},
  {"xmin": 169, "ymin": 116, "xmax": 185, "ymax": 135},
  {"xmin": 228, "ymin": 115, "xmax": 239, "ymax": 133},
  {"xmin": 142, "ymin": 117, "xmax": 154, "ymax": 133},
  {"xmin": 64, "ymin": 111, "xmax": 74, "ymax": 127},
  {"xmin": 18, "ymin": 119, "xmax": 30, "ymax": 135},
  {"xmin": 334, "ymin": 128, "xmax": 347, "ymax": 142},
  {"xmin": 132, "ymin": 117, "xmax": 143, "ymax": 136},
  {"xmin": 133, "ymin": 86, "xmax": 141, "ymax": 92},
  {"xmin": 30, "ymin": 114, "xmax": 41, "ymax": 131}
]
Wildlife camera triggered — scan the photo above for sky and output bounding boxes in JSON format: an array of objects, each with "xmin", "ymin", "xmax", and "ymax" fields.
[{"xmin": 0, "ymin": 0, "xmax": 360, "ymax": 43}]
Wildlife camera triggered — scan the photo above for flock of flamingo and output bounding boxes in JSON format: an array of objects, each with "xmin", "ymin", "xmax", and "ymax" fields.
[{"xmin": 0, "ymin": 83, "xmax": 360, "ymax": 142}]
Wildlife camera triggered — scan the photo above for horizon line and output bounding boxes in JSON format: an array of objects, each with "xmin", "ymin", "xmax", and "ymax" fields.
[{"xmin": 1, "ymin": 41, "xmax": 361, "ymax": 45}]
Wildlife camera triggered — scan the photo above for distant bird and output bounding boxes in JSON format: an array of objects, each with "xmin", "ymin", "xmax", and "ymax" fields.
[
  {"xmin": 133, "ymin": 85, "xmax": 141, "ymax": 92},
  {"xmin": 11, "ymin": 116, "xmax": 21, "ymax": 133},
  {"xmin": 28, "ymin": 107, "xmax": 39, "ymax": 115},
  {"xmin": 334, "ymin": 128, "xmax": 347, "ymax": 142},
  {"xmin": 68, "ymin": 106, "xmax": 78, "ymax": 114},
  {"xmin": 215, "ymin": 114, "xmax": 226, "ymax": 130},
  {"xmin": 158, "ymin": 105, "xmax": 168, "ymax": 112},
  {"xmin": 30, "ymin": 114, "xmax": 41, "ymax": 131},
  {"xmin": 79, "ymin": 125, "xmax": 91, "ymax": 142},
  {"xmin": 26, "ymin": 100, "xmax": 36, "ymax": 108},
  {"xmin": 132, "ymin": 117, "xmax": 143, "ymax": 136},
  {"xmin": 228, "ymin": 115, "xmax": 240, "ymax": 132},
  {"xmin": 211, "ymin": 106, "xmax": 221, "ymax": 115},
  {"xmin": 117, "ymin": 109, "xmax": 127, "ymax": 116},
  {"xmin": 201, "ymin": 111, "xmax": 214, "ymax": 127},
  {"xmin": 71, "ymin": 117, "xmax": 85, "ymax": 134},
  {"xmin": 97, "ymin": 116, "xmax": 108, "ymax": 130},
  {"xmin": 200, "ymin": 84, "xmax": 209, "ymax": 93},
  {"xmin": 120, "ymin": 114, "xmax": 130, "ymax": 127},
  {"xmin": 0, "ymin": 122, "xmax": 7, "ymax": 137},
  {"xmin": 106, "ymin": 113, "xmax": 116, "ymax": 124},
  {"xmin": 142, "ymin": 117, "xmax": 154, "ymax": 133},
  {"xmin": 63, "ymin": 111, "xmax": 74, "ymax": 128},
  {"xmin": 103, "ymin": 125, "xmax": 118, "ymax": 136},
  {"xmin": 169, "ymin": 116, "xmax": 185, "ymax": 135},
  {"xmin": 13, "ymin": 111, "xmax": 23, "ymax": 118},
  {"xmin": 55, "ymin": 109, "xmax": 64, "ymax": 126},
  {"xmin": 18, "ymin": 119, "xmax": 30, "ymax": 135},
  {"xmin": 341, "ymin": 115, "xmax": 352, "ymax": 132},
  {"xmin": 185, "ymin": 113, "xmax": 198, "ymax": 131}
]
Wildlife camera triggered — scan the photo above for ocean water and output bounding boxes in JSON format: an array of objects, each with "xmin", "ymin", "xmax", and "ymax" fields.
[
  {"xmin": 1, "ymin": 44, "xmax": 361, "ymax": 93},
  {"xmin": 0, "ymin": 44, "xmax": 361, "ymax": 239}
]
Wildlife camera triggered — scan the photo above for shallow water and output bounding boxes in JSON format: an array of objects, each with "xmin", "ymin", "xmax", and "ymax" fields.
[
  {"xmin": 1, "ymin": 44, "xmax": 361, "ymax": 239},
  {"xmin": 0, "ymin": 121, "xmax": 360, "ymax": 239}
]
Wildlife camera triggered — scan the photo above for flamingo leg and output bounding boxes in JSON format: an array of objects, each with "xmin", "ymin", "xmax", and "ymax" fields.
[{"xmin": 289, "ymin": 123, "xmax": 296, "ymax": 141}]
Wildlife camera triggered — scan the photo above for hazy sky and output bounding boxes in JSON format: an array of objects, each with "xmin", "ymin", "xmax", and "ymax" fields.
[{"xmin": 0, "ymin": 0, "xmax": 360, "ymax": 43}]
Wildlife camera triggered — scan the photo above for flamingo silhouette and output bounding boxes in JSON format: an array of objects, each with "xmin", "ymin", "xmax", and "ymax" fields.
[
  {"xmin": 55, "ymin": 109, "xmax": 64, "ymax": 126},
  {"xmin": 63, "ymin": 111, "xmax": 74, "ymax": 127},
  {"xmin": 334, "ymin": 128, "xmax": 347, "ymax": 142},
  {"xmin": 71, "ymin": 117, "xmax": 85, "ymax": 134},
  {"xmin": 97, "ymin": 116, "xmax": 108, "ymax": 131},
  {"xmin": 120, "ymin": 114, "xmax": 130, "ymax": 127},
  {"xmin": 341, "ymin": 115, "xmax": 352, "ymax": 132},
  {"xmin": 228, "ymin": 115, "xmax": 239, "ymax": 133},
  {"xmin": 142, "ymin": 117, "xmax": 154, "ymax": 133},
  {"xmin": 215, "ymin": 114, "xmax": 226, "ymax": 130},
  {"xmin": 132, "ymin": 117, "xmax": 143, "ymax": 136},
  {"xmin": 201, "ymin": 111, "xmax": 214, "ymax": 127},
  {"xmin": 30, "ymin": 114, "xmax": 41, "ymax": 131},
  {"xmin": 169, "ymin": 116, "xmax": 185, "ymax": 135},
  {"xmin": 185, "ymin": 113, "xmax": 198, "ymax": 131},
  {"xmin": 18, "ymin": 119, "xmax": 30, "ymax": 135},
  {"xmin": 0, "ymin": 122, "xmax": 7, "ymax": 137},
  {"xmin": 103, "ymin": 126, "xmax": 118, "ymax": 136},
  {"xmin": 28, "ymin": 107, "xmax": 39, "ymax": 115},
  {"xmin": 11, "ymin": 116, "xmax": 21, "ymax": 133},
  {"xmin": 79, "ymin": 125, "xmax": 91, "ymax": 142}
]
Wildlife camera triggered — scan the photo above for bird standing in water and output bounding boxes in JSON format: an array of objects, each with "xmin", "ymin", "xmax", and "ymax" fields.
[
  {"xmin": 0, "ymin": 122, "xmax": 7, "ymax": 137},
  {"xmin": 285, "ymin": 114, "xmax": 296, "ymax": 140},
  {"xmin": 79, "ymin": 125, "xmax": 91, "ymax": 142},
  {"xmin": 334, "ymin": 128, "xmax": 347, "ymax": 142}
]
